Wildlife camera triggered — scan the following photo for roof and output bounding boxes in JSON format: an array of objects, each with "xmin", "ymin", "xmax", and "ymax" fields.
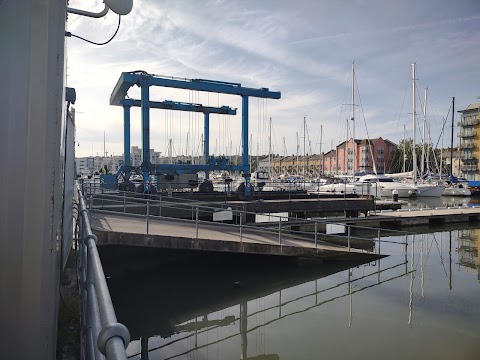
[{"xmin": 458, "ymin": 102, "xmax": 480, "ymax": 113}]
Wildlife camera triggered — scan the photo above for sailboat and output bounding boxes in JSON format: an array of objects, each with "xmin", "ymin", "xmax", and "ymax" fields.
[
  {"xmin": 316, "ymin": 62, "xmax": 376, "ymax": 197},
  {"xmin": 409, "ymin": 64, "xmax": 445, "ymax": 197}
]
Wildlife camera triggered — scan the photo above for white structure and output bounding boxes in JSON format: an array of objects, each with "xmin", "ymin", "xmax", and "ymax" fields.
[{"xmin": 0, "ymin": 1, "xmax": 67, "ymax": 357}]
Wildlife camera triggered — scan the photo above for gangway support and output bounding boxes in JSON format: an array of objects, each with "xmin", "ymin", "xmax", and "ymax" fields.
[{"xmin": 110, "ymin": 71, "xmax": 281, "ymax": 198}]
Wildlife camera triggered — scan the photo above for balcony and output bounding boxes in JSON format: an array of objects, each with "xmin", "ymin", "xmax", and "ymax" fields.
[
  {"xmin": 461, "ymin": 129, "xmax": 476, "ymax": 139},
  {"xmin": 461, "ymin": 153, "xmax": 476, "ymax": 161},
  {"xmin": 461, "ymin": 165, "xmax": 478, "ymax": 172},
  {"xmin": 459, "ymin": 118, "xmax": 479, "ymax": 127},
  {"xmin": 462, "ymin": 141, "xmax": 475, "ymax": 149}
]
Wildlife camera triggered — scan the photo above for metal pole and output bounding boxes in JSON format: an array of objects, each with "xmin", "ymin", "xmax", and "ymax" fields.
[
  {"xmin": 195, "ymin": 207, "xmax": 199, "ymax": 239},
  {"xmin": 123, "ymin": 191, "xmax": 126, "ymax": 213},
  {"xmin": 146, "ymin": 201, "xmax": 150, "ymax": 234},
  {"xmin": 278, "ymin": 217, "xmax": 282, "ymax": 245},
  {"xmin": 405, "ymin": 235, "xmax": 409, "ymax": 273},
  {"xmin": 239, "ymin": 211, "xmax": 243, "ymax": 243},
  {"xmin": 159, "ymin": 196, "xmax": 162, "ymax": 217},
  {"xmin": 378, "ymin": 229, "xmax": 381, "ymax": 254},
  {"xmin": 314, "ymin": 222, "xmax": 318, "ymax": 248},
  {"xmin": 347, "ymin": 226, "xmax": 351, "ymax": 251}
]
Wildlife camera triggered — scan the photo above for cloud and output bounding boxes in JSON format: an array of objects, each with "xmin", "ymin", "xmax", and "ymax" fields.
[{"xmin": 67, "ymin": 0, "xmax": 480, "ymax": 161}]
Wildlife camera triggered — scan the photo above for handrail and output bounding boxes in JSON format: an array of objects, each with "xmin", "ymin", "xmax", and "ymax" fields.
[
  {"xmin": 88, "ymin": 190, "xmax": 410, "ymax": 255},
  {"xmin": 77, "ymin": 183, "xmax": 130, "ymax": 359}
]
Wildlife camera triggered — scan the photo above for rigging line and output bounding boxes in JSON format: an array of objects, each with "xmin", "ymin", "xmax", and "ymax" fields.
[
  {"xmin": 434, "ymin": 102, "xmax": 453, "ymax": 149},
  {"xmin": 354, "ymin": 71, "xmax": 377, "ymax": 174},
  {"xmin": 393, "ymin": 71, "xmax": 411, "ymax": 130},
  {"xmin": 66, "ymin": 14, "xmax": 121, "ymax": 46}
]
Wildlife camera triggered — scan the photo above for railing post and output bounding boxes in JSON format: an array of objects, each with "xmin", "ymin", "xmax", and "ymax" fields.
[
  {"xmin": 405, "ymin": 234, "xmax": 409, "ymax": 273},
  {"xmin": 239, "ymin": 211, "xmax": 243, "ymax": 243},
  {"xmin": 195, "ymin": 206, "xmax": 199, "ymax": 239},
  {"xmin": 377, "ymin": 229, "xmax": 381, "ymax": 254},
  {"xmin": 314, "ymin": 222, "xmax": 318, "ymax": 249},
  {"xmin": 146, "ymin": 200, "xmax": 150, "ymax": 234},
  {"xmin": 89, "ymin": 194, "xmax": 93, "ymax": 211},
  {"xmin": 278, "ymin": 217, "xmax": 282, "ymax": 245},
  {"xmin": 347, "ymin": 226, "xmax": 351, "ymax": 251}
]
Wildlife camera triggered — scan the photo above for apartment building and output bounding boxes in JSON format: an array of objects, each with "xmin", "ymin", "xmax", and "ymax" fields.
[{"xmin": 458, "ymin": 102, "xmax": 480, "ymax": 180}]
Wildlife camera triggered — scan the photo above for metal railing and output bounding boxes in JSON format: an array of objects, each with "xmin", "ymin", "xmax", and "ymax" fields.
[
  {"xmin": 88, "ymin": 191, "xmax": 409, "ymax": 256},
  {"xmin": 77, "ymin": 183, "xmax": 130, "ymax": 359},
  {"xmin": 79, "ymin": 177, "xmax": 376, "ymax": 198}
]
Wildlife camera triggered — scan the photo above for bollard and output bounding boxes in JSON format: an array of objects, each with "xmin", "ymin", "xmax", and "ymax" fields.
[
  {"xmin": 392, "ymin": 189, "xmax": 399, "ymax": 202},
  {"xmin": 314, "ymin": 222, "xmax": 318, "ymax": 248}
]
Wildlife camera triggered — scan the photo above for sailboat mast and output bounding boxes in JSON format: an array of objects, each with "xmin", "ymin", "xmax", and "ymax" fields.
[
  {"xmin": 403, "ymin": 124, "xmax": 406, "ymax": 173},
  {"xmin": 352, "ymin": 61, "xmax": 355, "ymax": 179},
  {"xmin": 319, "ymin": 125, "xmax": 323, "ymax": 177},
  {"xmin": 421, "ymin": 87, "xmax": 427, "ymax": 176},
  {"xmin": 303, "ymin": 116, "xmax": 306, "ymax": 178},
  {"xmin": 412, "ymin": 63, "xmax": 417, "ymax": 184},
  {"xmin": 450, "ymin": 97, "xmax": 455, "ymax": 175},
  {"xmin": 269, "ymin": 117, "xmax": 272, "ymax": 174},
  {"xmin": 103, "ymin": 130, "xmax": 106, "ymax": 158},
  {"xmin": 296, "ymin": 132, "xmax": 299, "ymax": 175}
]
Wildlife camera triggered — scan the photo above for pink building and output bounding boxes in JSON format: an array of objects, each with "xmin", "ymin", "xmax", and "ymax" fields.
[{"xmin": 323, "ymin": 137, "xmax": 397, "ymax": 175}]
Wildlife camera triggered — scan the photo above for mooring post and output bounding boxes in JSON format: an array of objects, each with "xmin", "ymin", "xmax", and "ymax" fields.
[
  {"xmin": 195, "ymin": 206, "xmax": 199, "ymax": 239},
  {"xmin": 347, "ymin": 226, "xmax": 351, "ymax": 251},
  {"xmin": 146, "ymin": 200, "xmax": 150, "ymax": 234}
]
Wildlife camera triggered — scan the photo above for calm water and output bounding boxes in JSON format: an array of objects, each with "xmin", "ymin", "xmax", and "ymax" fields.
[{"xmin": 104, "ymin": 224, "xmax": 480, "ymax": 360}]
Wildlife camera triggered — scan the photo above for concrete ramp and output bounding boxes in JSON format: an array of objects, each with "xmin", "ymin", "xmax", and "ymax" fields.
[{"xmin": 91, "ymin": 212, "xmax": 381, "ymax": 261}]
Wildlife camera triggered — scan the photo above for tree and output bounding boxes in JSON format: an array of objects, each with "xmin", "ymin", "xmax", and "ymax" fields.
[{"xmin": 387, "ymin": 138, "xmax": 442, "ymax": 175}]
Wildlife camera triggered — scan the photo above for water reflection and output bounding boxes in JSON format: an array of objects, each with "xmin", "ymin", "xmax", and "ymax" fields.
[{"xmin": 104, "ymin": 225, "xmax": 480, "ymax": 360}]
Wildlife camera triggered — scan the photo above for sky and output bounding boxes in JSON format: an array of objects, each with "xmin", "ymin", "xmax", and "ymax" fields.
[{"xmin": 67, "ymin": 0, "xmax": 480, "ymax": 159}]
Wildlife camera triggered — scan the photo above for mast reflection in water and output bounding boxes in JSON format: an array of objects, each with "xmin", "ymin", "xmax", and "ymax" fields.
[{"xmin": 102, "ymin": 225, "xmax": 480, "ymax": 360}]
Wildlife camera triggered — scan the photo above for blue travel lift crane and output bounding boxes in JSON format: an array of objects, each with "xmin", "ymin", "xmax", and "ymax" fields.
[
  {"xmin": 110, "ymin": 71, "xmax": 281, "ymax": 200},
  {"xmin": 113, "ymin": 98, "xmax": 237, "ymax": 193}
]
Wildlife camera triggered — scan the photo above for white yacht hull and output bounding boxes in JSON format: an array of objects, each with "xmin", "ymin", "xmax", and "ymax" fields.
[
  {"xmin": 377, "ymin": 185, "xmax": 417, "ymax": 198},
  {"xmin": 442, "ymin": 185, "xmax": 471, "ymax": 196},
  {"xmin": 316, "ymin": 182, "xmax": 380, "ymax": 198},
  {"xmin": 416, "ymin": 184, "xmax": 446, "ymax": 197}
]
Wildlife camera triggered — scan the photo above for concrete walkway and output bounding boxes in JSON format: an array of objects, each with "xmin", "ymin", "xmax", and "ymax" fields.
[{"xmin": 91, "ymin": 211, "xmax": 379, "ymax": 261}]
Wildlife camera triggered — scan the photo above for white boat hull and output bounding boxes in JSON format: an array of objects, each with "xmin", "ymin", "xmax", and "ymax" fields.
[
  {"xmin": 442, "ymin": 185, "xmax": 471, "ymax": 196},
  {"xmin": 377, "ymin": 186, "xmax": 417, "ymax": 198},
  {"xmin": 316, "ymin": 182, "xmax": 380, "ymax": 198},
  {"xmin": 416, "ymin": 184, "xmax": 446, "ymax": 197}
]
